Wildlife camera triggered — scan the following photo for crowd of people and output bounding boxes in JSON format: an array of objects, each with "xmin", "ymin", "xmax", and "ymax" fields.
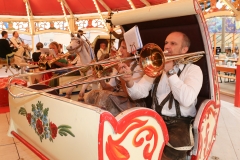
[{"xmin": 0, "ymin": 28, "xmax": 204, "ymax": 159}]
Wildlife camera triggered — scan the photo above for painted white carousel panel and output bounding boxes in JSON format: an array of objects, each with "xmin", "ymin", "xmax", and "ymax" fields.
[{"xmin": 8, "ymin": 86, "xmax": 102, "ymax": 160}]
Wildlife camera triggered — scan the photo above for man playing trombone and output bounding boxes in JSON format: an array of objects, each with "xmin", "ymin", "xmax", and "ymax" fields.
[{"xmin": 118, "ymin": 32, "xmax": 203, "ymax": 160}]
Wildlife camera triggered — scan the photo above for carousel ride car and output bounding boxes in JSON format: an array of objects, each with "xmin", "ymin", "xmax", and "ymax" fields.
[{"xmin": 7, "ymin": 0, "xmax": 220, "ymax": 159}]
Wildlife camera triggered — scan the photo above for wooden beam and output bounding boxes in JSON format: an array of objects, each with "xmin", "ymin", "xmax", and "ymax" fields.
[
  {"xmin": 140, "ymin": 0, "xmax": 151, "ymax": 6},
  {"xmin": 97, "ymin": 0, "xmax": 111, "ymax": 12}
]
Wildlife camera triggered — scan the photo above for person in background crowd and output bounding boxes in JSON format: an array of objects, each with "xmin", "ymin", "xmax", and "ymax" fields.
[
  {"xmin": 40, "ymin": 42, "xmax": 69, "ymax": 86},
  {"xmin": 97, "ymin": 42, "xmax": 108, "ymax": 61},
  {"xmin": 32, "ymin": 42, "xmax": 43, "ymax": 62},
  {"xmin": 10, "ymin": 31, "xmax": 25, "ymax": 65},
  {"xmin": 0, "ymin": 31, "xmax": 14, "ymax": 59}
]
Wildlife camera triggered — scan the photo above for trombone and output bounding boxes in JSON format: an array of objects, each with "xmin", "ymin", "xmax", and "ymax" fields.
[
  {"xmin": 8, "ymin": 43, "xmax": 205, "ymax": 98},
  {"xmin": 38, "ymin": 52, "xmax": 71, "ymax": 70}
]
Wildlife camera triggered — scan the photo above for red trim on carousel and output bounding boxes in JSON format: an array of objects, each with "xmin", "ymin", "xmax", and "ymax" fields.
[
  {"xmin": 98, "ymin": 108, "xmax": 169, "ymax": 160},
  {"xmin": 234, "ymin": 64, "xmax": 240, "ymax": 107},
  {"xmin": 11, "ymin": 131, "xmax": 50, "ymax": 160},
  {"xmin": 191, "ymin": 100, "xmax": 219, "ymax": 160}
]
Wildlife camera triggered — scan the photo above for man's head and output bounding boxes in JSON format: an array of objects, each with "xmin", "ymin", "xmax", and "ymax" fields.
[
  {"xmin": 1, "ymin": 31, "xmax": 8, "ymax": 38},
  {"xmin": 13, "ymin": 31, "xmax": 19, "ymax": 38},
  {"xmin": 164, "ymin": 31, "xmax": 190, "ymax": 55},
  {"xmin": 77, "ymin": 30, "xmax": 85, "ymax": 38},
  {"xmin": 100, "ymin": 42, "xmax": 107, "ymax": 50},
  {"xmin": 36, "ymin": 42, "xmax": 43, "ymax": 50}
]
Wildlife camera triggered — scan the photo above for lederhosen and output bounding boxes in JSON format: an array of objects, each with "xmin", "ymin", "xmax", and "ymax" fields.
[{"xmin": 152, "ymin": 65, "xmax": 194, "ymax": 160}]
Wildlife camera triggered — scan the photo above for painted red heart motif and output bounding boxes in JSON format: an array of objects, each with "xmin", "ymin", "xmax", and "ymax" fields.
[{"xmin": 98, "ymin": 108, "xmax": 169, "ymax": 160}]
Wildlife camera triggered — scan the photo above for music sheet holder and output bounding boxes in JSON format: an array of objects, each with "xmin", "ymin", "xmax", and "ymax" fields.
[{"xmin": 123, "ymin": 25, "xmax": 143, "ymax": 54}]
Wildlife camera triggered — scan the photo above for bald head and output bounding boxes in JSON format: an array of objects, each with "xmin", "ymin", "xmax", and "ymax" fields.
[
  {"xmin": 171, "ymin": 31, "xmax": 190, "ymax": 48},
  {"xmin": 164, "ymin": 31, "xmax": 191, "ymax": 55}
]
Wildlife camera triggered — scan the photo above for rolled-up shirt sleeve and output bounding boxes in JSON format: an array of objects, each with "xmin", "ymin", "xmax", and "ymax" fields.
[
  {"xmin": 168, "ymin": 64, "xmax": 203, "ymax": 107},
  {"xmin": 127, "ymin": 75, "xmax": 155, "ymax": 100}
]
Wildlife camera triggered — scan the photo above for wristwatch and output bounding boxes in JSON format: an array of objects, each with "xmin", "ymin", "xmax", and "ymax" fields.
[{"xmin": 167, "ymin": 69, "xmax": 175, "ymax": 76}]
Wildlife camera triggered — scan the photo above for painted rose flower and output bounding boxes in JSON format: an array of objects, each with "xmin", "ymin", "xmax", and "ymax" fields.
[
  {"xmin": 50, "ymin": 122, "xmax": 58, "ymax": 139},
  {"xmin": 26, "ymin": 113, "xmax": 31, "ymax": 124},
  {"xmin": 19, "ymin": 103, "xmax": 75, "ymax": 142},
  {"xmin": 36, "ymin": 119, "xmax": 44, "ymax": 134}
]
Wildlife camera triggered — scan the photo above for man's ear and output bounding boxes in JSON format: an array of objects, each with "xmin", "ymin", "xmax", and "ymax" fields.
[{"xmin": 181, "ymin": 47, "xmax": 189, "ymax": 53}]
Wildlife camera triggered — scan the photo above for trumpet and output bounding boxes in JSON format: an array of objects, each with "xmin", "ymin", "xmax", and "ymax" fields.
[
  {"xmin": 38, "ymin": 53, "xmax": 71, "ymax": 70},
  {"xmin": 9, "ymin": 43, "xmax": 205, "ymax": 98}
]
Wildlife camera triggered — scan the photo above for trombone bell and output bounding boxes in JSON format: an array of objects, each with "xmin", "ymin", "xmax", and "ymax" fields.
[
  {"xmin": 140, "ymin": 43, "xmax": 165, "ymax": 77},
  {"xmin": 139, "ymin": 43, "xmax": 205, "ymax": 78}
]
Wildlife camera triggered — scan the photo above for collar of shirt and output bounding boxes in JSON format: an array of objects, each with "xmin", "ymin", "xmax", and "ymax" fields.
[
  {"xmin": 173, "ymin": 63, "xmax": 185, "ymax": 73},
  {"xmin": 100, "ymin": 48, "xmax": 107, "ymax": 53}
]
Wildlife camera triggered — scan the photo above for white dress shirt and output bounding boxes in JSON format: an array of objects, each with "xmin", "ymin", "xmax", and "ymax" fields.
[
  {"xmin": 127, "ymin": 63, "xmax": 203, "ymax": 117},
  {"xmin": 10, "ymin": 37, "xmax": 23, "ymax": 48},
  {"xmin": 97, "ymin": 48, "xmax": 108, "ymax": 60}
]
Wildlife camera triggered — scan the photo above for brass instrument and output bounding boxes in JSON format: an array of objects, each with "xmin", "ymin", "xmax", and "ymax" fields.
[
  {"xmin": 9, "ymin": 43, "xmax": 205, "ymax": 98},
  {"xmin": 38, "ymin": 52, "xmax": 71, "ymax": 70}
]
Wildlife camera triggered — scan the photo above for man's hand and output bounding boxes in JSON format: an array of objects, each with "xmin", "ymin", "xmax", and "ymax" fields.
[
  {"xmin": 118, "ymin": 63, "xmax": 134, "ymax": 88},
  {"xmin": 110, "ymin": 27, "xmax": 114, "ymax": 33},
  {"xmin": 164, "ymin": 60, "xmax": 174, "ymax": 72}
]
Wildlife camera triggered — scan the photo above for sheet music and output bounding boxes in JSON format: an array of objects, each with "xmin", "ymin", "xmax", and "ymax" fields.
[
  {"xmin": 123, "ymin": 25, "xmax": 143, "ymax": 53},
  {"xmin": 49, "ymin": 49, "xmax": 57, "ymax": 58},
  {"xmin": 40, "ymin": 48, "xmax": 56, "ymax": 57},
  {"xmin": 40, "ymin": 48, "xmax": 50, "ymax": 55}
]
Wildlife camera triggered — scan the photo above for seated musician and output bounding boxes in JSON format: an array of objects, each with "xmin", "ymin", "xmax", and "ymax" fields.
[
  {"xmin": 118, "ymin": 32, "xmax": 203, "ymax": 160},
  {"xmin": 48, "ymin": 42, "xmax": 68, "ymax": 68},
  {"xmin": 0, "ymin": 31, "xmax": 14, "ymax": 62},
  {"xmin": 41, "ymin": 42, "xmax": 69, "ymax": 86},
  {"xmin": 10, "ymin": 31, "xmax": 25, "ymax": 64},
  {"xmin": 97, "ymin": 42, "xmax": 108, "ymax": 61},
  {"xmin": 83, "ymin": 39, "xmax": 145, "ymax": 116}
]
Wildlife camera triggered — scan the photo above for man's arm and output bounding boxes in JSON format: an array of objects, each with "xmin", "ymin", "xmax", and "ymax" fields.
[
  {"xmin": 118, "ymin": 63, "xmax": 154, "ymax": 100},
  {"xmin": 110, "ymin": 28, "xmax": 123, "ymax": 39},
  {"xmin": 10, "ymin": 37, "xmax": 19, "ymax": 48},
  {"xmin": 169, "ymin": 64, "xmax": 203, "ymax": 107}
]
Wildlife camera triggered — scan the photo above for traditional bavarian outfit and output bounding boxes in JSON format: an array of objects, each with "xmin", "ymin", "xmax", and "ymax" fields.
[
  {"xmin": 126, "ymin": 63, "xmax": 203, "ymax": 159},
  {"xmin": 97, "ymin": 48, "xmax": 108, "ymax": 61},
  {"xmin": 84, "ymin": 60, "xmax": 145, "ymax": 116}
]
